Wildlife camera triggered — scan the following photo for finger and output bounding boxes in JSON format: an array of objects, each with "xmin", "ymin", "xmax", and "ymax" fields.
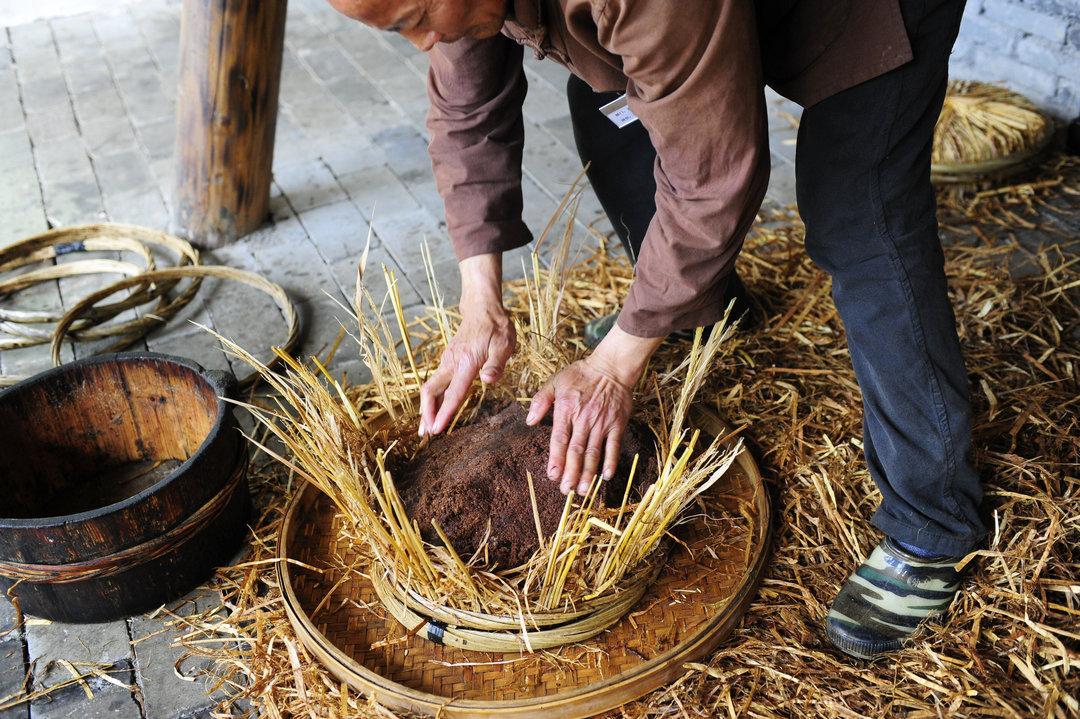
[
  {"xmin": 419, "ymin": 365, "xmax": 453, "ymax": 436},
  {"xmin": 602, "ymin": 426, "xmax": 624, "ymax": 482},
  {"xmin": 547, "ymin": 401, "xmax": 571, "ymax": 481},
  {"xmin": 560, "ymin": 419, "xmax": 588, "ymax": 495},
  {"xmin": 480, "ymin": 335, "xmax": 513, "ymax": 384},
  {"xmin": 431, "ymin": 362, "xmax": 476, "ymax": 434},
  {"xmin": 527, "ymin": 383, "xmax": 555, "ymax": 426},
  {"xmin": 578, "ymin": 426, "xmax": 605, "ymax": 495}
]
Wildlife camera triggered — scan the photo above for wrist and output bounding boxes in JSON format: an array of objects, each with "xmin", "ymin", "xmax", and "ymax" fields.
[
  {"xmin": 459, "ymin": 253, "xmax": 504, "ymax": 309},
  {"xmin": 588, "ymin": 324, "xmax": 663, "ymax": 387}
]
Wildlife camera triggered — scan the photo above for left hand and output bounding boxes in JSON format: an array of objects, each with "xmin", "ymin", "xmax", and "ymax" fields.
[{"xmin": 526, "ymin": 322, "xmax": 663, "ymax": 495}]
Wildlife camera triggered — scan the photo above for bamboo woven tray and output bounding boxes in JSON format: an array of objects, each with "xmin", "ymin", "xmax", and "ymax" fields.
[{"xmin": 277, "ymin": 408, "xmax": 772, "ymax": 718}]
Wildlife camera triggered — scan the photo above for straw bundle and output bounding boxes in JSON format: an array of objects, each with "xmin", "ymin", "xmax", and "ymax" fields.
[
  {"xmin": 214, "ymin": 186, "xmax": 745, "ymax": 651},
  {"xmin": 150, "ymin": 155, "xmax": 1079, "ymax": 717},
  {"xmin": 932, "ymin": 80, "xmax": 1053, "ymax": 183}
]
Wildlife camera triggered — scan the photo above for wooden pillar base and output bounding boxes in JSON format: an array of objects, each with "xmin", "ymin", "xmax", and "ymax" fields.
[{"xmin": 172, "ymin": 0, "xmax": 287, "ymax": 247}]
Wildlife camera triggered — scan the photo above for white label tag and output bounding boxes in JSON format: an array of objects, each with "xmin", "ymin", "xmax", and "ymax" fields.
[{"xmin": 599, "ymin": 94, "xmax": 639, "ymax": 128}]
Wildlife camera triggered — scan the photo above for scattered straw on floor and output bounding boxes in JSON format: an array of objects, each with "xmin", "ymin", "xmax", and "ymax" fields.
[{"xmin": 173, "ymin": 157, "xmax": 1077, "ymax": 718}]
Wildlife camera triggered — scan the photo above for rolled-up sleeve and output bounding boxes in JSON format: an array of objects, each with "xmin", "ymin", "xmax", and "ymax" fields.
[
  {"xmin": 593, "ymin": 0, "xmax": 770, "ymax": 337},
  {"xmin": 427, "ymin": 36, "xmax": 533, "ymax": 261}
]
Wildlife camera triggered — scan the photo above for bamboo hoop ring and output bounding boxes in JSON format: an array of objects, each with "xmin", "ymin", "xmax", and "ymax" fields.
[
  {"xmin": 0, "ymin": 224, "xmax": 200, "ymax": 325},
  {"xmin": 391, "ymin": 557, "xmax": 662, "ymax": 632},
  {"xmin": 0, "ymin": 451, "xmax": 248, "ymax": 584},
  {"xmin": 369, "ymin": 558, "xmax": 663, "ymax": 653},
  {"xmin": 0, "ymin": 259, "xmax": 151, "ymax": 346},
  {"xmin": 48, "ymin": 266, "xmax": 301, "ymax": 390}
]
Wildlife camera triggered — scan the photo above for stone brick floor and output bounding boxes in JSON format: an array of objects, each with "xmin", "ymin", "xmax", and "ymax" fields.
[{"xmin": 0, "ymin": 1, "xmax": 802, "ymax": 716}]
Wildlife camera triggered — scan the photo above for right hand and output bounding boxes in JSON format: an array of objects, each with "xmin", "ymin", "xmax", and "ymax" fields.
[{"xmin": 419, "ymin": 253, "xmax": 515, "ymax": 436}]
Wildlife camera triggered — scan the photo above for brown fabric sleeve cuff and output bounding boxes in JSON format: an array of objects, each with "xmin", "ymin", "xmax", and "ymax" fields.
[
  {"xmin": 615, "ymin": 273, "xmax": 732, "ymax": 339},
  {"xmin": 450, "ymin": 219, "xmax": 534, "ymax": 262}
]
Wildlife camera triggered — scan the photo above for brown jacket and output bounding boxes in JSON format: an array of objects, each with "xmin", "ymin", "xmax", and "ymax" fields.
[{"xmin": 427, "ymin": 0, "xmax": 912, "ymax": 337}]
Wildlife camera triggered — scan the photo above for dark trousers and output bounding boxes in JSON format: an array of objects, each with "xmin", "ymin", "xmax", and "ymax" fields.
[{"xmin": 567, "ymin": 0, "xmax": 985, "ymax": 556}]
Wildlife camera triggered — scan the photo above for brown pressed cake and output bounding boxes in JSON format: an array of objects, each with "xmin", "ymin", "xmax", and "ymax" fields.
[{"xmin": 396, "ymin": 402, "xmax": 659, "ymax": 569}]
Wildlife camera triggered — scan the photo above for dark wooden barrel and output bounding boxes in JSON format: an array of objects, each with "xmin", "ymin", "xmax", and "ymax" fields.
[{"xmin": 0, "ymin": 352, "xmax": 250, "ymax": 622}]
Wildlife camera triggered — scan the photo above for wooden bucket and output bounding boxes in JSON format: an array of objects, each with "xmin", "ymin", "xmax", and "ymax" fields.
[
  {"xmin": 0, "ymin": 352, "xmax": 250, "ymax": 622},
  {"xmin": 278, "ymin": 407, "xmax": 772, "ymax": 718}
]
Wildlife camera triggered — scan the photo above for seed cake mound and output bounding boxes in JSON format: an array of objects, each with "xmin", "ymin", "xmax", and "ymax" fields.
[{"xmin": 397, "ymin": 403, "xmax": 658, "ymax": 569}]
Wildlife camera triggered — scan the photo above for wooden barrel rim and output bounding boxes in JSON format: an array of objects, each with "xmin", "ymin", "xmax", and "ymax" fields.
[
  {"xmin": 276, "ymin": 406, "xmax": 772, "ymax": 718},
  {"xmin": 0, "ymin": 447, "xmax": 247, "ymax": 584},
  {"xmin": 0, "ymin": 352, "xmax": 237, "ymax": 530}
]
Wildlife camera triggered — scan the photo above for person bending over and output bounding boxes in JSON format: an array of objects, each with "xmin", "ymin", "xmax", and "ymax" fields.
[{"xmin": 329, "ymin": 0, "xmax": 985, "ymax": 660}]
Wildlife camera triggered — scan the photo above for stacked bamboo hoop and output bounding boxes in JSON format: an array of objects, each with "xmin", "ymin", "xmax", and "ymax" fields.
[
  {"xmin": 369, "ymin": 553, "xmax": 665, "ymax": 652},
  {"xmin": 932, "ymin": 80, "xmax": 1054, "ymax": 184},
  {"xmin": 0, "ymin": 223, "xmax": 300, "ymax": 387}
]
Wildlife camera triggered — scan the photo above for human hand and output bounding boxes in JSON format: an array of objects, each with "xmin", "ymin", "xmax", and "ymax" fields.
[
  {"xmin": 526, "ymin": 322, "xmax": 663, "ymax": 495},
  {"xmin": 419, "ymin": 254, "xmax": 514, "ymax": 436}
]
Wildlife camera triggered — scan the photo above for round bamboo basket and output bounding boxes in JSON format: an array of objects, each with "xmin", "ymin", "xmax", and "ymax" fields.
[
  {"xmin": 277, "ymin": 407, "xmax": 772, "ymax": 718},
  {"xmin": 931, "ymin": 81, "xmax": 1053, "ymax": 184}
]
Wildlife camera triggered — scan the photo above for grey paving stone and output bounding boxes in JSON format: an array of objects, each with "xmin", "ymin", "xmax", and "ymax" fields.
[
  {"xmin": 70, "ymin": 84, "xmax": 128, "ymax": 126},
  {"xmin": 765, "ymin": 152, "xmax": 797, "ymax": 207},
  {"xmin": 372, "ymin": 206, "xmax": 453, "ymax": 272},
  {"xmin": 298, "ymin": 199, "xmax": 374, "ymax": 262},
  {"xmin": 199, "ymin": 241, "xmax": 308, "ymax": 370},
  {"xmin": 522, "ymin": 75, "xmax": 571, "ymax": 126},
  {"xmin": 145, "ymin": 323, "xmax": 232, "ymax": 374},
  {"xmin": 328, "ymin": 246, "xmax": 422, "ymax": 314},
  {"xmin": 311, "ymin": 133, "xmax": 388, "ymax": 178},
  {"xmin": 370, "ymin": 73, "xmax": 428, "ymax": 124},
  {"xmin": 373, "ymin": 125, "xmax": 430, "ymax": 179},
  {"xmin": 80, "ymin": 117, "xmax": 139, "ymax": 159},
  {"xmin": 101, "ymin": 188, "xmax": 169, "ymax": 228},
  {"xmin": 323, "ymin": 77, "xmax": 405, "ymax": 134},
  {"xmin": 1, "ymin": 596, "xmax": 18, "ymax": 637},
  {"xmin": 770, "ymin": 127, "xmax": 797, "ymax": 167},
  {"xmin": 112, "ymin": 73, "xmax": 172, "ymax": 128},
  {"xmin": 91, "ymin": 10, "xmax": 141, "ymax": 46},
  {"xmin": 0, "ymin": 129, "xmax": 34, "ymax": 171},
  {"xmin": 128, "ymin": 591, "xmax": 222, "ymax": 719},
  {"xmin": 244, "ymin": 230, "xmax": 345, "ymax": 304},
  {"xmin": 337, "ymin": 163, "xmax": 422, "ymax": 221},
  {"xmin": 92, "ymin": 149, "xmax": 155, "ymax": 198},
  {"xmin": 296, "ymin": 44, "xmax": 356, "ymax": 85},
  {"xmin": 32, "ymin": 136, "xmax": 92, "ymax": 177},
  {"xmin": 18, "ymin": 75, "xmax": 69, "ymax": 118},
  {"xmin": 0, "ymin": 96, "xmax": 24, "ymax": 135},
  {"xmin": 104, "ymin": 50, "xmax": 157, "ymax": 84},
  {"xmin": 61, "ymin": 62, "xmax": 113, "ymax": 97},
  {"xmin": 272, "ymin": 159, "xmax": 348, "ymax": 213},
  {"xmin": 39, "ymin": 178, "xmax": 106, "ymax": 227},
  {"xmin": 50, "ymin": 28, "xmax": 102, "ymax": 70},
  {"xmin": 25, "ymin": 620, "xmax": 130, "ymax": 689},
  {"xmin": 28, "ymin": 660, "xmax": 139, "ymax": 719},
  {"xmin": 294, "ymin": 295, "xmax": 361, "ymax": 360},
  {"xmin": 539, "ymin": 115, "xmax": 577, "ymax": 158},
  {"xmin": 0, "ymin": 637, "xmax": 28, "ymax": 719},
  {"xmin": 133, "ymin": 117, "xmax": 174, "ymax": 161},
  {"xmin": 398, "ymin": 176, "xmax": 446, "ymax": 225},
  {"xmin": 24, "ymin": 106, "xmax": 79, "ymax": 145}
]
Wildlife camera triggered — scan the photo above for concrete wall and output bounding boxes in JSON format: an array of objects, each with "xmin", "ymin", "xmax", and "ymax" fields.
[{"xmin": 951, "ymin": 0, "xmax": 1080, "ymax": 120}]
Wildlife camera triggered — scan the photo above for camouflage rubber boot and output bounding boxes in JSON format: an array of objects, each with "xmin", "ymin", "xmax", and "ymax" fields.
[{"xmin": 826, "ymin": 538, "xmax": 964, "ymax": 659}]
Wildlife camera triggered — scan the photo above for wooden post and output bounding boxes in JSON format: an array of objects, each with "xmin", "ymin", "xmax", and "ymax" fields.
[{"xmin": 172, "ymin": 0, "xmax": 287, "ymax": 247}]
